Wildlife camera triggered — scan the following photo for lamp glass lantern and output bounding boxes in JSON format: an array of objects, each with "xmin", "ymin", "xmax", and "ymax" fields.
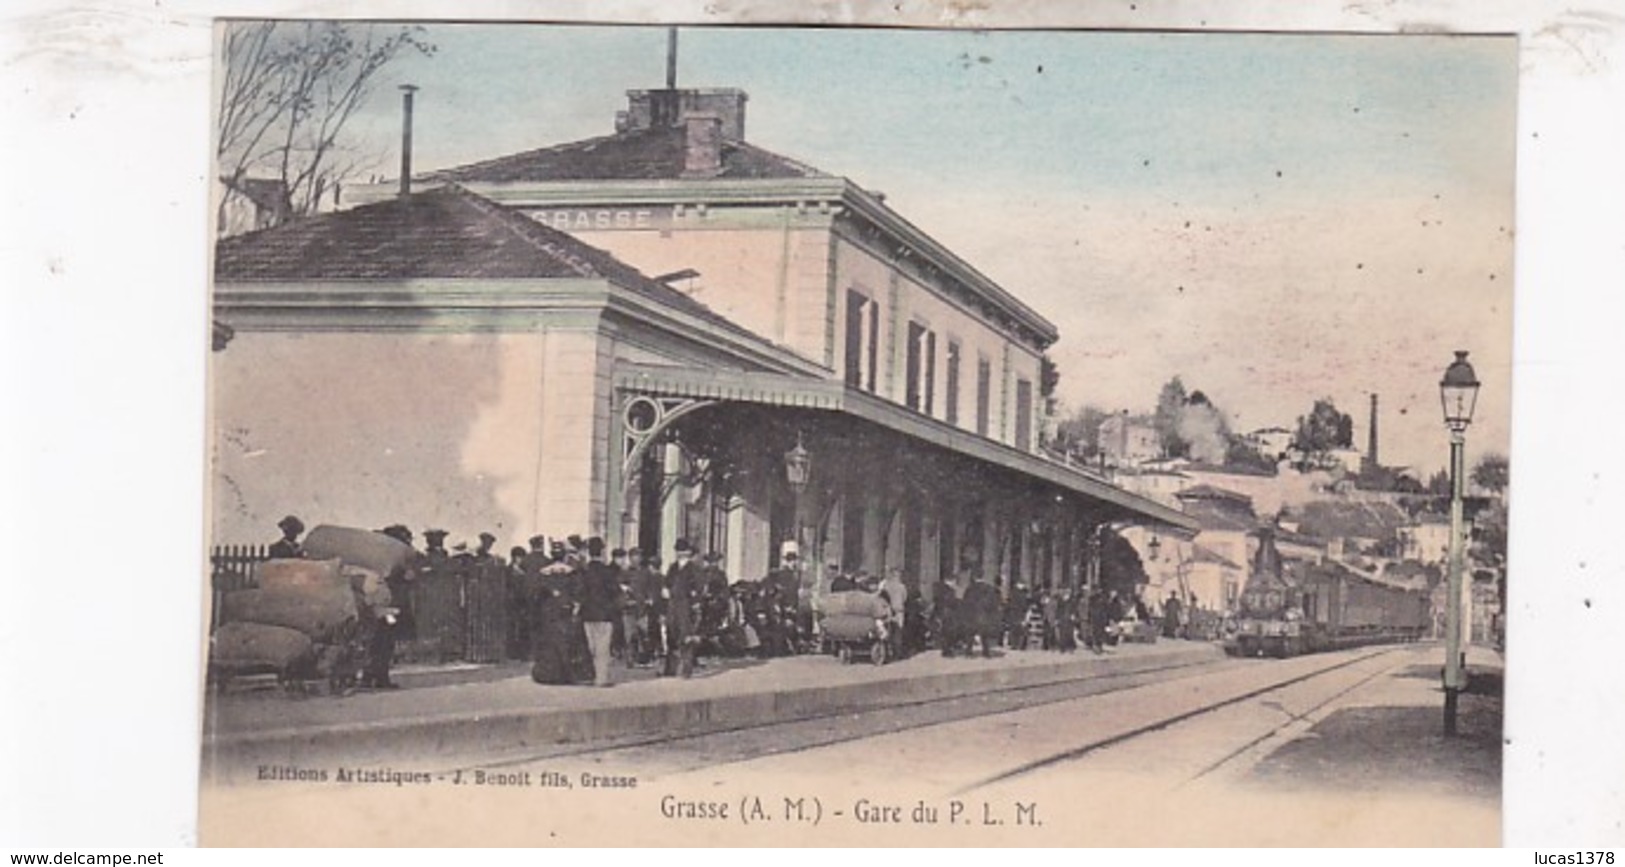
[
  {"xmin": 1147, "ymin": 534, "xmax": 1161, "ymax": 562},
  {"xmin": 1439, "ymin": 350, "xmax": 1481, "ymax": 434},
  {"xmin": 1437, "ymin": 349, "xmax": 1480, "ymax": 737},
  {"xmin": 784, "ymin": 435, "xmax": 811, "ymax": 495}
]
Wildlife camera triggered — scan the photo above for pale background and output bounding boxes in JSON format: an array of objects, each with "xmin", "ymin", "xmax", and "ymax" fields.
[{"xmin": 1, "ymin": 0, "xmax": 1621, "ymax": 847}]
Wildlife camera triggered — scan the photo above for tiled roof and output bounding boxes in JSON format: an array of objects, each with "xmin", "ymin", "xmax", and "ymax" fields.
[
  {"xmin": 423, "ymin": 127, "xmax": 826, "ymax": 184},
  {"xmin": 214, "ymin": 184, "xmax": 753, "ymax": 338},
  {"xmin": 1185, "ymin": 504, "xmax": 1258, "ymax": 534},
  {"xmin": 1385, "ymin": 560, "xmax": 1442, "ymax": 583},
  {"xmin": 1176, "ymin": 483, "xmax": 1253, "ymax": 505},
  {"xmin": 1190, "ymin": 543, "xmax": 1240, "ymax": 569},
  {"xmin": 1187, "ymin": 461, "xmax": 1277, "ymax": 478},
  {"xmin": 1296, "ymin": 500, "xmax": 1409, "ymax": 541}
]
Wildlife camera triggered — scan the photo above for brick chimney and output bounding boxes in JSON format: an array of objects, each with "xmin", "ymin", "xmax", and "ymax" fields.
[
  {"xmin": 681, "ymin": 113, "xmax": 724, "ymax": 178},
  {"xmin": 623, "ymin": 88, "xmax": 747, "ymax": 139}
]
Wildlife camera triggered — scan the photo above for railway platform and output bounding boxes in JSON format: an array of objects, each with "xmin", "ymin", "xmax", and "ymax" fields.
[{"xmin": 202, "ymin": 639, "xmax": 1225, "ymax": 776}]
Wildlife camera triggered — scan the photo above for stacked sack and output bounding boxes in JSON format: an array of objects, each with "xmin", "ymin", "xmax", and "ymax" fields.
[
  {"xmin": 210, "ymin": 526, "xmax": 406, "ymax": 689},
  {"xmin": 211, "ymin": 558, "xmax": 356, "ymax": 685}
]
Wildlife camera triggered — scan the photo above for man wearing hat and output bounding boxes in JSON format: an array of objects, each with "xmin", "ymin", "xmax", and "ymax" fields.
[
  {"xmin": 510, "ymin": 535, "xmax": 550, "ymax": 659},
  {"xmin": 881, "ymin": 566, "xmax": 909, "ymax": 660},
  {"xmin": 614, "ymin": 548, "xmax": 645, "ymax": 665},
  {"xmin": 610, "ymin": 547, "xmax": 641, "ymax": 664},
  {"xmin": 415, "ymin": 529, "xmax": 462, "ymax": 663},
  {"xmin": 576, "ymin": 537, "xmax": 621, "ymax": 686},
  {"xmin": 664, "ymin": 539, "xmax": 702, "ymax": 678},
  {"xmin": 465, "ymin": 532, "xmax": 507, "ymax": 664},
  {"xmin": 352, "ymin": 524, "xmax": 416, "ymax": 690},
  {"xmin": 829, "ymin": 563, "xmax": 857, "ymax": 593},
  {"xmin": 696, "ymin": 551, "xmax": 730, "ymax": 654},
  {"xmin": 764, "ymin": 548, "xmax": 804, "ymax": 656},
  {"xmin": 641, "ymin": 551, "xmax": 669, "ymax": 666},
  {"xmin": 268, "ymin": 516, "xmax": 305, "ymax": 559},
  {"xmin": 377, "ymin": 524, "xmax": 418, "ymax": 641}
]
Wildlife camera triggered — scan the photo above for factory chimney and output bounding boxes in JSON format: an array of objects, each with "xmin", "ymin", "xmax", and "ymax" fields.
[
  {"xmin": 666, "ymin": 27, "xmax": 678, "ymax": 89},
  {"xmin": 398, "ymin": 84, "xmax": 418, "ymax": 199},
  {"xmin": 1367, "ymin": 393, "xmax": 1380, "ymax": 470}
]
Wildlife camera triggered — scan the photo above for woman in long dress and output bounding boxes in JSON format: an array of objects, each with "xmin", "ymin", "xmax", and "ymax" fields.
[{"xmin": 530, "ymin": 562, "xmax": 576, "ymax": 685}]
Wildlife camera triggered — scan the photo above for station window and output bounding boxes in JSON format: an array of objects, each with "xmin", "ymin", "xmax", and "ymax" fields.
[
  {"xmin": 905, "ymin": 322, "xmax": 937, "ymax": 414},
  {"xmin": 945, "ymin": 341, "xmax": 961, "ymax": 425},
  {"xmin": 924, "ymin": 331, "xmax": 937, "ymax": 415},
  {"xmin": 844, "ymin": 289, "xmax": 879, "ymax": 392},
  {"xmin": 1014, "ymin": 377, "xmax": 1033, "ymax": 451},
  {"xmin": 975, "ymin": 357, "xmax": 992, "ymax": 436}
]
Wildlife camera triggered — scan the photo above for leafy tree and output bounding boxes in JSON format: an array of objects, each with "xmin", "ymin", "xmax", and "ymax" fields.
[
  {"xmin": 1153, "ymin": 377, "xmax": 1190, "ymax": 459},
  {"xmin": 1426, "ymin": 468, "xmax": 1451, "ymax": 496},
  {"xmin": 217, "ymin": 21, "xmax": 435, "ymax": 229},
  {"xmin": 1223, "ymin": 435, "xmax": 1279, "ymax": 473},
  {"xmin": 1389, "ymin": 473, "xmax": 1425, "ymax": 494},
  {"xmin": 1292, "ymin": 398, "xmax": 1355, "ymax": 466},
  {"xmin": 1039, "ymin": 354, "xmax": 1061, "ymax": 404},
  {"xmin": 1472, "ymin": 500, "xmax": 1509, "ymax": 569},
  {"xmin": 1053, "ymin": 404, "xmax": 1110, "ymax": 461},
  {"xmin": 1471, "ymin": 452, "xmax": 1510, "ymax": 494}
]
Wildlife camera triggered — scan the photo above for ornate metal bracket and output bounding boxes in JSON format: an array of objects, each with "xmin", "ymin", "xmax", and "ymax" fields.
[{"xmin": 619, "ymin": 393, "xmax": 719, "ymax": 490}]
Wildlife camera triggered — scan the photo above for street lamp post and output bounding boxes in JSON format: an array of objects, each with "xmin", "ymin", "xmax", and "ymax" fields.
[
  {"xmin": 784, "ymin": 432, "xmax": 812, "ymax": 560},
  {"xmin": 1439, "ymin": 350, "xmax": 1481, "ymax": 737}
]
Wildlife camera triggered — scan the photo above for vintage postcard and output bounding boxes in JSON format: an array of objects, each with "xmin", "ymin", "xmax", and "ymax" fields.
[{"xmin": 200, "ymin": 19, "xmax": 1514, "ymax": 846}]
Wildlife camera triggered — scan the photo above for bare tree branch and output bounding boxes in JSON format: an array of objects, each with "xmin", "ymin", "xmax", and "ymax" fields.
[{"xmin": 216, "ymin": 21, "xmax": 434, "ymax": 230}]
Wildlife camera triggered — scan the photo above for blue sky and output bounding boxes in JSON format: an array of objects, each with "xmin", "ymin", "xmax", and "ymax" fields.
[{"xmin": 330, "ymin": 23, "xmax": 1516, "ymax": 475}]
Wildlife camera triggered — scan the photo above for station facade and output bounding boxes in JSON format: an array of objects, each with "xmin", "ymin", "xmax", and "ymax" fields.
[{"xmin": 215, "ymin": 86, "xmax": 1192, "ymax": 602}]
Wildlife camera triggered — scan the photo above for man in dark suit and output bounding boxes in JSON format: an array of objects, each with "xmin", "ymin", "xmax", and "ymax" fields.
[
  {"xmin": 465, "ymin": 532, "xmax": 507, "ymax": 663},
  {"xmin": 510, "ymin": 535, "xmax": 550, "ymax": 659},
  {"xmin": 268, "ymin": 515, "xmax": 305, "ymax": 559},
  {"xmin": 416, "ymin": 529, "xmax": 461, "ymax": 663},
  {"xmin": 613, "ymin": 547, "xmax": 648, "ymax": 665},
  {"xmin": 358, "ymin": 523, "xmax": 417, "ymax": 690},
  {"xmin": 577, "ymin": 537, "xmax": 621, "ymax": 687},
  {"xmin": 664, "ymin": 539, "xmax": 702, "ymax": 678},
  {"xmin": 1162, "ymin": 592, "xmax": 1185, "ymax": 640},
  {"xmin": 641, "ymin": 552, "xmax": 668, "ymax": 666},
  {"xmin": 764, "ymin": 550, "xmax": 804, "ymax": 655}
]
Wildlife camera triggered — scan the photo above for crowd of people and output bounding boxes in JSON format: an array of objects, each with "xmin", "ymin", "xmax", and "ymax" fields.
[
  {"xmin": 266, "ymin": 518, "xmax": 809, "ymax": 689},
  {"xmin": 260, "ymin": 516, "xmax": 1203, "ymax": 693}
]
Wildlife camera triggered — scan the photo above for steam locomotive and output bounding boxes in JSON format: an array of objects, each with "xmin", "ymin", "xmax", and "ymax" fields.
[{"xmin": 1225, "ymin": 526, "xmax": 1431, "ymax": 658}]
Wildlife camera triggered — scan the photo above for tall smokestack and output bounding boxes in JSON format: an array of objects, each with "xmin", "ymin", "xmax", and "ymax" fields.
[
  {"xmin": 398, "ymin": 84, "xmax": 418, "ymax": 199},
  {"xmin": 1367, "ymin": 393, "xmax": 1380, "ymax": 469},
  {"xmin": 665, "ymin": 28, "xmax": 678, "ymax": 89}
]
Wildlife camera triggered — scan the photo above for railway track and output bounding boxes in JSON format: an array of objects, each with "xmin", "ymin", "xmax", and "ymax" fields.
[
  {"xmin": 464, "ymin": 650, "xmax": 1239, "ymax": 772},
  {"xmin": 955, "ymin": 645, "xmax": 1407, "ymax": 794},
  {"xmin": 458, "ymin": 644, "xmax": 1417, "ymax": 787}
]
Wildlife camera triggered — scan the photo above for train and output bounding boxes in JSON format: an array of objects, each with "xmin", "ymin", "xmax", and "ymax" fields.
[{"xmin": 1225, "ymin": 526, "xmax": 1431, "ymax": 658}]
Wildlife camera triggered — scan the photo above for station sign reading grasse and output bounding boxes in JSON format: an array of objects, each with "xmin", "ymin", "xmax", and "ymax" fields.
[{"xmin": 526, "ymin": 207, "xmax": 676, "ymax": 231}]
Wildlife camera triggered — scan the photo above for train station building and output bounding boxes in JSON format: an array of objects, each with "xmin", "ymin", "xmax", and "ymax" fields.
[{"xmin": 211, "ymin": 85, "xmax": 1194, "ymax": 601}]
